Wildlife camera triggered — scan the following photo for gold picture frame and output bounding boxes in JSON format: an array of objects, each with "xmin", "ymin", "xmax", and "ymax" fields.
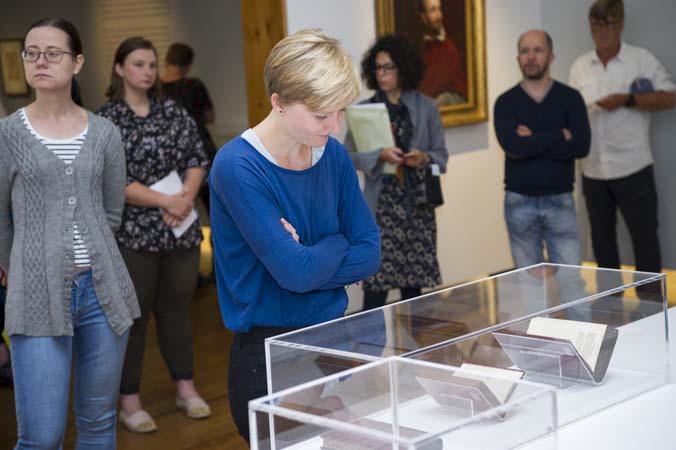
[
  {"xmin": 0, "ymin": 39, "xmax": 30, "ymax": 96},
  {"xmin": 375, "ymin": 0, "xmax": 487, "ymax": 128}
]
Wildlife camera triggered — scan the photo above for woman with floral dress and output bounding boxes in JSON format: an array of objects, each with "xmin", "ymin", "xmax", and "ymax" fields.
[
  {"xmin": 98, "ymin": 36, "xmax": 210, "ymax": 433},
  {"xmin": 346, "ymin": 35, "xmax": 449, "ymax": 311}
]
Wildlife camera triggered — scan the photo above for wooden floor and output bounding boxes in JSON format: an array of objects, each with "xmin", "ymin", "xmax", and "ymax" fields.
[
  {"xmin": 1, "ymin": 263, "xmax": 675, "ymax": 449},
  {"xmin": 0, "ymin": 282, "xmax": 247, "ymax": 450}
]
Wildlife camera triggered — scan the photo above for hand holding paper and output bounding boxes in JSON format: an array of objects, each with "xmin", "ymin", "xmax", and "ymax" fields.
[
  {"xmin": 149, "ymin": 170, "xmax": 198, "ymax": 238},
  {"xmin": 164, "ymin": 188, "xmax": 193, "ymax": 218}
]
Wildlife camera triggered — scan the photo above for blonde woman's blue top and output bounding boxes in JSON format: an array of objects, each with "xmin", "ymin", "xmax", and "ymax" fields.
[{"xmin": 209, "ymin": 136, "xmax": 381, "ymax": 333}]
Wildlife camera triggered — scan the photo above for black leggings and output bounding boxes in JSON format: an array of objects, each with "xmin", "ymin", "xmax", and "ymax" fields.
[
  {"xmin": 228, "ymin": 326, "xmax": 297, "ymax": 443},
  {"xmin": 0, "ymin": 286, "xmax": 5, "ymax": 334},
  {"xmin": 363, "ymin": 287, "xmax": 422, "ymax": 311}
]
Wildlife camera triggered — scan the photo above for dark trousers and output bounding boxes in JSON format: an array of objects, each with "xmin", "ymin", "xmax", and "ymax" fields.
[
  {"xmin": 582, "ymin": 166, "xmax": 661, "ymax": 272},
  {"xmin": 583, "ymin": 166, "xmax": 662, "ymax": 301},
  {"xmin": 228, "ymin": 326, "xmax": 297, "ymax": 443},
  {"xmin": 199, "ymin": 181, "xmax": 211, "ymax": 216},
  {"xmin": 363, "ymin": 287, "xmax": 422, "ymax": 311},
  {"xmin": 0, "ymin": 285, "xmax": 5, "ymax": 332},
  {"xmin": 118, "ymin": 246, "xmax": 200, "ymax": 394}
]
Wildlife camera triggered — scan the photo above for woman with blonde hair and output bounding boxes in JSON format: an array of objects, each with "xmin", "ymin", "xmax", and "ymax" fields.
[{"xmin": 209, "ymin": 29, "xmax": 381, "ymax": 442}]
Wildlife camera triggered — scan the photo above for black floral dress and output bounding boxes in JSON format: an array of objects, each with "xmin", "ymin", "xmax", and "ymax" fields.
[
  {"xmin": 363, "ymin": 92, "xmax": 441, "ymax": 292},
  {"xmin": 97, "ymin": 97, "xmax": 208, "ymax": 252}
]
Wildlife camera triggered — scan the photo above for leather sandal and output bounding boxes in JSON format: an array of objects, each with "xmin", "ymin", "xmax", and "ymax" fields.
[
  {"xmin": 176, "ymin": 396, "xmax": 211, "ymax": 419},
  {"xmin": 118, "ymin": 409, "xmax": 158, "ymax": 433}
]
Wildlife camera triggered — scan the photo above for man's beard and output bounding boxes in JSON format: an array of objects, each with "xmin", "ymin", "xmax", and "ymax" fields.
[
  {"xmin": 424, "ymin": 22, "xmax": 445, "ymax": 40},
  {"xmin": 421, "ymin": 14, "xmax": 444, "ymax": 37},
  {"xmin": 522, "ymin": 63, "xmax": 549, "ymax": 80}
]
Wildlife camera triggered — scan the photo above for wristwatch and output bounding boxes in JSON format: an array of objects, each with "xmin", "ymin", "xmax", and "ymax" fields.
[{"xmin": 625, "ymin": 93, "xmax": 636, "ymax": 108}]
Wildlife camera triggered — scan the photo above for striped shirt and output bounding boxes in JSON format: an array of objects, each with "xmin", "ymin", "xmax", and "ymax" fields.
[{"xmin": 20, "ymin": 108, "xmax": 91, "ymax": 267}]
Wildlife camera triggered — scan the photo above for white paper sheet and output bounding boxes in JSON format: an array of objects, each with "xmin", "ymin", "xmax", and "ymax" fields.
[
  {"xmin": 346, "ymin": 103, "xmax": 397, "ymax": 175},
  {"xmin": 149, "ymin": 170, "xmax": 197, "ymax": 238}
]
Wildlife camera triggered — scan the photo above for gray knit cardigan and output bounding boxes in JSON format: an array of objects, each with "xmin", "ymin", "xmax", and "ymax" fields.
[{"xmin": 0, "ymin": 110, "xmax": 139, "ymax": 336}]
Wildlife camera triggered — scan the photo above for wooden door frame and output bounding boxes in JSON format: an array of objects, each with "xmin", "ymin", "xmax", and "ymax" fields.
[{"xmin": 240, "ymin": 0, "xmax": 287, "ymax": 127}]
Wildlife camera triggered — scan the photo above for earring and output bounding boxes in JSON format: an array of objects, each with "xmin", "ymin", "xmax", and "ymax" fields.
[{"xmin": 279, "ymin": 109, "xmax": 284, "ymax": 115}]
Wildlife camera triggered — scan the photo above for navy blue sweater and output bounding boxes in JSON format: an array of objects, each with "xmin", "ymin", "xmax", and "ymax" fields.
[
  {"xmin": 209, "ymin": 136, "xmax": 381, "ymax": 333},
  {"xmin": 494, "ymin": 81, "xmax": 591, "ymax": 195}
]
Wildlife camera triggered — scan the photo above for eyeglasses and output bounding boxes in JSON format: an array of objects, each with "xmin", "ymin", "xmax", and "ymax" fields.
[
  {"xmin": 21, "ymin": 49, "xmax": 76, "ymax": 63},
  {"xmin": 590, "ymin": 19, "xmax": 622, "ymax": 31},
  {"xmin": 373, "ymin": 63, "xmax": 397, "ymax": 74}
]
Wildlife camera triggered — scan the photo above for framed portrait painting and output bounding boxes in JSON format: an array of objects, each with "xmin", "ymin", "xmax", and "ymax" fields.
[
  {"xmin": 376, "ymin": 0, "xmax": 487, "ymax": 128},
  {"xmin": 0, "ymin": 39, "xmax": 30, "ymax": 96}
]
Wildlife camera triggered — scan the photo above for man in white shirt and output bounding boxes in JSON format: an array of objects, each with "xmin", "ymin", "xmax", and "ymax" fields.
[{"xmin": 569, "ymin": 0, "xmax": 675, "ymax": 293}]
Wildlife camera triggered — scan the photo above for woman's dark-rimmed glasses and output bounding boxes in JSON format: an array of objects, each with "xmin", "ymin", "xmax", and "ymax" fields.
[
  {"xmin": 373, "ymin": 63, "xmax": 397, "ymax": 74},
  {"xmin": 21, "ymin": 49, "xmax": 76, "ymax": 63}
]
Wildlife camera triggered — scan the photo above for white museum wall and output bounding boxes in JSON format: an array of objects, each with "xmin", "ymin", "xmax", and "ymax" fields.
[
  {"xmin": 542, "ymin": 0, "xmax": 676, "ymax": 269},
  {"xmin": 286, "ymin": 0, "xmax": 540, "ymax": 311},
  {"xmin": 167, "ymin": 0, "xmax": 248, "ymax": 145},
  {"xmin": 287, "ymin": 0, "xmax": 676, "ymax": 312}
]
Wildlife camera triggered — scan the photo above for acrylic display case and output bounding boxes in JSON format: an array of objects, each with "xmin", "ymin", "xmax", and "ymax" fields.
[
  {"xmin": 250, "ymin": 357, "xmax": 558, "ymax": 450},
  {"xmin": 265, "ymin": 264, "xmax": 668, "ymax": 429}
]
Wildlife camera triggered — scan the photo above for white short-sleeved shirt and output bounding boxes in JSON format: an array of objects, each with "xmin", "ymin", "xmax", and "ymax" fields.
[{"xmin": 569, "ymin": 41, "xmax": 675, "ymax": 180}]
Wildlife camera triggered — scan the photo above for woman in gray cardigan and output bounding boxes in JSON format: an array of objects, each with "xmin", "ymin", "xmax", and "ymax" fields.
[
  {"xmin": 346, "ymin": 35, "xmax": 449, "ymax": 311},
  {"xmin": 0, "ymin": 18, "xmax": 138, "ymax": 449}
]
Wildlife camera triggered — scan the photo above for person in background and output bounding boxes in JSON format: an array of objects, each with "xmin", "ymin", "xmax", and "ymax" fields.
[
  {"xmin": 98, "ymin": 36, "xmax": 210, "ymax": 433},
  {"xmin": 0, "ymin": 100, "xmax": 7, "ymax": 387},
  {"xmin": 161, "ymin": 42, "xmax": 216, "ymax": 213},
  {"xmin": 494, "ymin": 30, "xmax": 590, "ymax": 271},
  {"xmin": 0, "ymin": 275, "xmax": 8, "ymax": 387},
  {"xmin": 569, "ymin": 0, "xmax": 675, "ymax": 296},
  {"xmin": 0, "ymin": 17, "xmax": 138, "ymax": 448},
  {"xmin": 345, "ymin": 34, "xmax": 448, "ymax": 311},
  {"xmin": 209, "ymin": 29, "xmax": 381, "ymax": 442},
  {"xmin": 494, "ymin": 29, "xmax": 591, "ymax": 320}
]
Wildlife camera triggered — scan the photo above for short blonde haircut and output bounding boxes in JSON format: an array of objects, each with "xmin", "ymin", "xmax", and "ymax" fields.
[{"xmin": 264, "ymin": 29, "xmax": 360, "ymax": 112}]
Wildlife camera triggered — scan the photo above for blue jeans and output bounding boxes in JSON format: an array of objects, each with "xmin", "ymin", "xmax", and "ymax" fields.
[
  {"xmin": 505, "ymin": 191, "xmax": 589, "ymax": 320},
  {"xmin": 10, "ymin": 270, "xmax": 129, "ymax": 450},
  {"xmin": 504, "ymin": 191, "xmax": 582, "ymax": 267}
]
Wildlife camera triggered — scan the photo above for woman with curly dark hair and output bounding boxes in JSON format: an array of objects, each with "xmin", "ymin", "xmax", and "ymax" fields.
[{"xmin": 346, "ymin": 34, "xmax": 448, "ymax": 310}]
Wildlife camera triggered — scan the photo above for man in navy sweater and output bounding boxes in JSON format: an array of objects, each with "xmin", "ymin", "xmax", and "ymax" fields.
[{"xmin": 494, "ymin": 30, "xmax": 591, "ymax": 278}]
